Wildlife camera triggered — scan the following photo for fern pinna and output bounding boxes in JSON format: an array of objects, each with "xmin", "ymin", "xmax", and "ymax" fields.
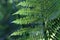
[{"xmin": 8, "ymin": 0, "xmax": 60, "ymax": 40}]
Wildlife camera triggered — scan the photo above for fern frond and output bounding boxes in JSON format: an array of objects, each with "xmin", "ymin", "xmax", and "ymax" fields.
[{"xmin": 9, "ymin": 0, "xmax": 60, "ymax": 40}]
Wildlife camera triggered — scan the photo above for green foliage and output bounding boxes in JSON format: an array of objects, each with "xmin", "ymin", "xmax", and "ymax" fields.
[
  {"xmin": 2, "ymin": 0, "xmax": 60, "ymax": 40},
  {"xmin": 8, "ymin": 0, "xmax": 60, "ymax": 40},
  {"xmin": 0, "ymin": 0, "xmax": 17, "ymax": 38}
]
